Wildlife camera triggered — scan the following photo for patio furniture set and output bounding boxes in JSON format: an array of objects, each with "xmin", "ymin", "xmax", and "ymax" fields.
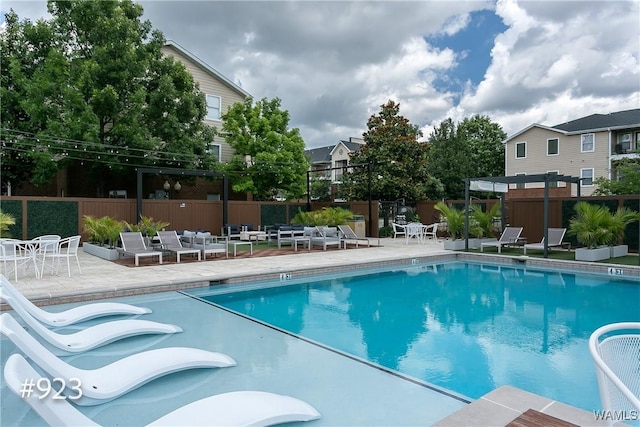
[
  {"xmin": 0, "ymin": 235, "xmax": 82, "ymax": 281},
  {"xmin": 117, "ymin": 223, "xmax": 370, "ymax": 266}
]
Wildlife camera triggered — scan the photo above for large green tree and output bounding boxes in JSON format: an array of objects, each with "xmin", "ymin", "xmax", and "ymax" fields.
[
  {"xmin": 0, "ymin": 1, "xmax": 217, "ymax": 195},
  {"xmin": 221, "ymin": 97, "xmax": 309, "ymax": 200},
  {"xmin": 347, "ymin": 100, "xmax": 442, "ymax": 202},
  {"xmin": 427, "ymin": 115, "xmax": 506, "ymax": 200}
]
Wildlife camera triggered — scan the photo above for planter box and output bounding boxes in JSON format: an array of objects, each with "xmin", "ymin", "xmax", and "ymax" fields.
[
  {"xmin": 83, "ymin": 242, "xmax": 120, "ymax": 261},
  {"xmin": 443, "ymin": 239, "xmax": 466, "ymax": 251},
  {"xmin": 610, "ymin": 245, "xmax": 628, "ymax": 258},
  {"xmin": 575, "ymin": 247, "xmax": 610, "ymax": 262},
  {"xmin": 467, "ymin": 238, "xmax": 481, "ymax": 249}
]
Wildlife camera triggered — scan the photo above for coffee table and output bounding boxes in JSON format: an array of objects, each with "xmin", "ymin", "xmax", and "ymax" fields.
[{"xmin": 228, "ymin": 241, "xmax": 253, "ymax": 257}]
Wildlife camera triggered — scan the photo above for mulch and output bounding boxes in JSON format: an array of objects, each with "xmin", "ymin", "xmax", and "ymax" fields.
[{"xmin": 112, "ymin": 243, "xmax": 371, "ymax": 267}]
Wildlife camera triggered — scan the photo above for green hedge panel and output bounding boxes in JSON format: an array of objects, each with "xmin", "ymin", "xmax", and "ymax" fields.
[
  {"xmin": 27, "ymin": 200, "xmax": 78, "ymax": 239},
  {"xmin": 260, "ymin": 204, "xmax": 287, "ymax": 227},
  {"xmin": 1, "ymin": 200, "xmax": 23, "ymax": 238}
]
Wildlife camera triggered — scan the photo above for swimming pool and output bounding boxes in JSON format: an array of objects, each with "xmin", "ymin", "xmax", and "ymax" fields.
[{"xmin": 196, "ymin": 260, "xmax": 640, "ymax": 412}]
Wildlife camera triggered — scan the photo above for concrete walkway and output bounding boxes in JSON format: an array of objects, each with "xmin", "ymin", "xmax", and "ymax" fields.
[{"xmin": 6, "ymin": 237, "xmax": 448, "ymax": 303}]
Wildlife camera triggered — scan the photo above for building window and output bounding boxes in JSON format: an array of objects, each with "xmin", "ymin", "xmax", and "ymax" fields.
[
  {"xmin": 580, "ymin": 168, "xmax": 594, "ymax": 186},
  {"xmin": 515, "ymin": 173, "xmax": 525, "ymax": 189},
  {"xmin": 616, "ymin": 133, "xmax": 632, "ymax": 153},
  {"xmin": 547, "ymin": 138, "xmax": 559, "ymax": 156},
  {"xmin": 547, "ymin": 170, "xmax": 559, "ymax": 188},
  {"xmin": 207, "ymin": 193, "xmax": 220, "ymax": 201},
  {"xmin": 206, "ymin": 95, "xmax": 221, "ymax": 121},
  {"xmin": 206, "ymin": 143, "xmax": 221, "ymax": 161},
  {"xmin": 515, "ymin": 142, "xmax": 526, "ymax": 159},
  {"xmin": 334, "ymin": 159, "xmax": 348, "ymax": 182},
  {"xmin": 581, "ymin": 133, "xmax": 595, "ymax": 152},
  {"xmin": 635, "ymin": 132, "xmax": 640, "ymax": 151}
]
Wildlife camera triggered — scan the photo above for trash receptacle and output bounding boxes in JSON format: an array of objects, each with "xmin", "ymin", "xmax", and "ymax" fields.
[{"xmin": 346, "ymin": 215, "xmax": 366, "ymax": 238}]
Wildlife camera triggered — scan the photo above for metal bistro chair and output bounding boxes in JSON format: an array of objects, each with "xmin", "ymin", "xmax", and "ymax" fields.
[
  {"xmin": 32, "ymin": 235, "xmax": 61, "ymax": 278},
  {"xmin": 0, "ymin": 239, "xmax": 40, "ymax": 281},
  {"xmin": 589, "ymin": 322, "xmax": 640, "ymax": 420},
  {"xmin": 47, "ymin": 236, "xmax": 82, "ymax": 277}
]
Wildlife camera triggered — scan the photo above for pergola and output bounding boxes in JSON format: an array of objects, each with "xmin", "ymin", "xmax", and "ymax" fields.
[
  {"xmin": 464, "ymin": 173, "xmax": 582, "ymax": 257},
  {"xmin": 136, "ymin": 167, "xmax": 228, "ymax": 225}
]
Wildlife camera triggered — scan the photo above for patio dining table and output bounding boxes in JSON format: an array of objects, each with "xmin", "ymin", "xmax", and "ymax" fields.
[{"xmin": 0, "ymin": 238, "xmax": 58, "ymax": 281}]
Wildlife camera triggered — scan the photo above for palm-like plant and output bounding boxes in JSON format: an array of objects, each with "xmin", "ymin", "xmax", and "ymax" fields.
[
  {"xmin": 568, "ymin": 202, "xmax": 615, "ymax": 249},
  {"xmin": 124, "ymin": 216, "xmax": 170, "ymax": 240},
  {"xmin": 470, "ymin": 203, "xmax": 501, "ymax": 238},
  {"xmin": 83, "ymin": 215, "xmax": 124, "ymax": 248},
  {"xmin": 0, "ymin": 210, "xmax": 16, "ymax": 238},
  {"xmin": 609, "ymin": 207, "xmax": 640, "ymax": 245},
  {"xmin": 434, "ymin": 202, "xmax": 465, "ymax": 240},
  {"xmin": 291, "ymin": 207, "xmax": 354, "ymax": 226}
]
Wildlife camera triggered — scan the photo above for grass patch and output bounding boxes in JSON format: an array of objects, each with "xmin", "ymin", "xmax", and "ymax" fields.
[{"xmin": 471, "ymin": 246, "xmax": 640, "ymax": 266}]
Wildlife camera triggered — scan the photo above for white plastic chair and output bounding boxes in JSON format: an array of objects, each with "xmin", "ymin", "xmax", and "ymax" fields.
[
  {"xmin": 392, "ymin": 222, "xmax": 406, "ymax": 239},
  {"xmin": 589, "ymin": 322, "xmax": 640, "ymax": 419}
]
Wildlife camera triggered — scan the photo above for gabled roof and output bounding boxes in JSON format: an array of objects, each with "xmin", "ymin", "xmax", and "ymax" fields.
[
  {"xmin": 305, "ymin": 146, "xmax": 333, "ymax": 164},
  {"xmin": 329, "ymin": 140, "xmax": 364, "ymax": 156},
  {"xmin": 164, "ymin": 40, "xmax": 251, "ymax": 98},
  {"xmin": 552, "ymin": 109, "xmax": 640, "ymax": 132},
  {"xmin": 505, "ymin": 109, "xmax": 640, "ymax": 143},
  {"xmin": 504, "ymin": 124, "xmax": 564, "ymax": 143}
]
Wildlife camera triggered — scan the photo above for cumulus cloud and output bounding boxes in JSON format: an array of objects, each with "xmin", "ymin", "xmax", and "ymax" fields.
[{"xmin": 2, "ymin": 0, "xmax": 637, "ymax": 149}]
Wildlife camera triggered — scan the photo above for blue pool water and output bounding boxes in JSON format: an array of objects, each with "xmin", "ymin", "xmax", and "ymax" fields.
[{"xmin": 201, "ymin": 261, "xmax": 640, "ymax": 412}]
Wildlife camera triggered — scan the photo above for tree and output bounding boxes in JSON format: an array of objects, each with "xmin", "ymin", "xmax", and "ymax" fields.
[
  {"xmin": 221, "ymin": 97, "xmax": 309, "ymax": 200},
  {"xmin": 0, "ymin": 1, "xmax": 217, "ymax": 195},
  {"xmin": 594, "ymin": 159, "xmax": 640, "ymax": 195},
  {"xmin": 458, "ymin": 115, "xmax": 506, "ymax": 179},
  {"xmin": 347, "ymin": 100, "xmax": 440, "ymax": 202},
  {"xmin": 427, "ymin": 115, "xmax": 506, "ymax": 200}
]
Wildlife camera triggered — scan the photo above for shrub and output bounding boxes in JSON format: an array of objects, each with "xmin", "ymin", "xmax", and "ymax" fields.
[
  {"xmin": 566, "ymin": 202, "xmax": 639, "ymax": 249},
  {"xmin": 291, "ymin": 207, "xmax": 354, "ymax": 226},
  {"xmin": 0, "ymin": 210, "xmax": 16, "ymax": 238},
  {"xmin": 434, "ymin": 202, "xmax": 465, "ymax": 240},
  {"xmin": 123, "ymin": 216, "xmax": 170, "ymax": 239},
  {"xmin": 83, "ymin": 215, "xmax": 123, "ymax": 249}
]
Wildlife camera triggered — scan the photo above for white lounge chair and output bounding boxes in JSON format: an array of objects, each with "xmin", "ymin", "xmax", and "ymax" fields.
[
  {"xmin": 157, "ymin": 230, "xmax": 201, "ymax": 263},
  {"xmin": 4, "ymin": 353, "xmax": 321, "ymax": 427},
  {"xmin": 523, "ymin": 228, "xmax": 568, "ymax": 254},
  {"xmin": 0, "ymin": 290, "xmax": 181, "ymax": 355},
  {"xmin": 480, "ymin": 226, "xmax": 524, "ymax": 253},
  {"xmin": 0, "ymin": 274, "xmax": 151, "ymax": 327},
  {"xmin": 0, "ymin": 313, "xmax": 236, "ymax": 406},
  {"xmin": 589, "ymin": 322, "xmax": 640, "ymax": 415},
  {"xmin": 338, "ymin": 225, "xmax": 370, "ymax": 248},
  {"xmin": 310, "ymin": 227, "xmax": 342, "ymax": 251},
  {"xmin": 119, "ymin": 232, "xmax": 163, "ymax": 266}
]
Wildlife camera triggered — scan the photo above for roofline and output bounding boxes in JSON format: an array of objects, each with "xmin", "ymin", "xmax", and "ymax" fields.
[
  {"xmin": 561, "ymin": 124, "xmax": 640, "ymax": 135},
  {"xmin": 164, "ymin": 40, "xmax": 251, "ymax": 98},
  {"xmin": 329, "ymin": 141, "xmax": 353, "ymax": 156},
  {"xmin": 504, "ymin": 124, "xmax": 566, "ymax": 143}
]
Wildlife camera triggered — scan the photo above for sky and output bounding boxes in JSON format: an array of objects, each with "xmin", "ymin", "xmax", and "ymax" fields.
[{"xmin": 2, "ymin": 0, "xmax": 639, "ymax": 149}]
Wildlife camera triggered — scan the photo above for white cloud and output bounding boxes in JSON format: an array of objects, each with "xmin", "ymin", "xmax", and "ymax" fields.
[{"xmin": 2, "ymin": 0, "xmax": 637, "ymax": 148}]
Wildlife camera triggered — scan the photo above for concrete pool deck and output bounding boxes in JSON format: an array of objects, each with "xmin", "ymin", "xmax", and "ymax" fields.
[{"xmin": 1, "ymin": 237, "xmax": 631, "ymax": 426}]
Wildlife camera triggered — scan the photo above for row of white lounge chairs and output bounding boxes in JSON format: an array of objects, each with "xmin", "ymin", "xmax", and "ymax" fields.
[{"xmin": 0, "ymin": 274, "xmax": 321, "ymax": 426}]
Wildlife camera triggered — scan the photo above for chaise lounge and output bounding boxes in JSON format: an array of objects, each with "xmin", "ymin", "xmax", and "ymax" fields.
[
  {"xmin": 480, "ymin": 226, "xmax": 524, "ymax": 253},
  {"xmin": 119, "ymin": 232, "xmax": 163, "ymax": 266},
  {"xmin": 157, "ymin": 231, "xmax": 201, "ymax": 263},
  {"xmin": 523, "ymin": 228, "xmax": 568, "ymax": 254},
  {"xmin": 4, "ymin": 353, "xmax": 321, "ymax": 426},
  {"xmin": 0, "ymin": 313, "xmax": 236, "ymax": 406},
  {"xmin": 0, "ymin": 290, "xmax": 181, "ymax": 355},
  {"xmin": 0, "ymin": 274, "xmax": 151, "ymax": 326}
]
